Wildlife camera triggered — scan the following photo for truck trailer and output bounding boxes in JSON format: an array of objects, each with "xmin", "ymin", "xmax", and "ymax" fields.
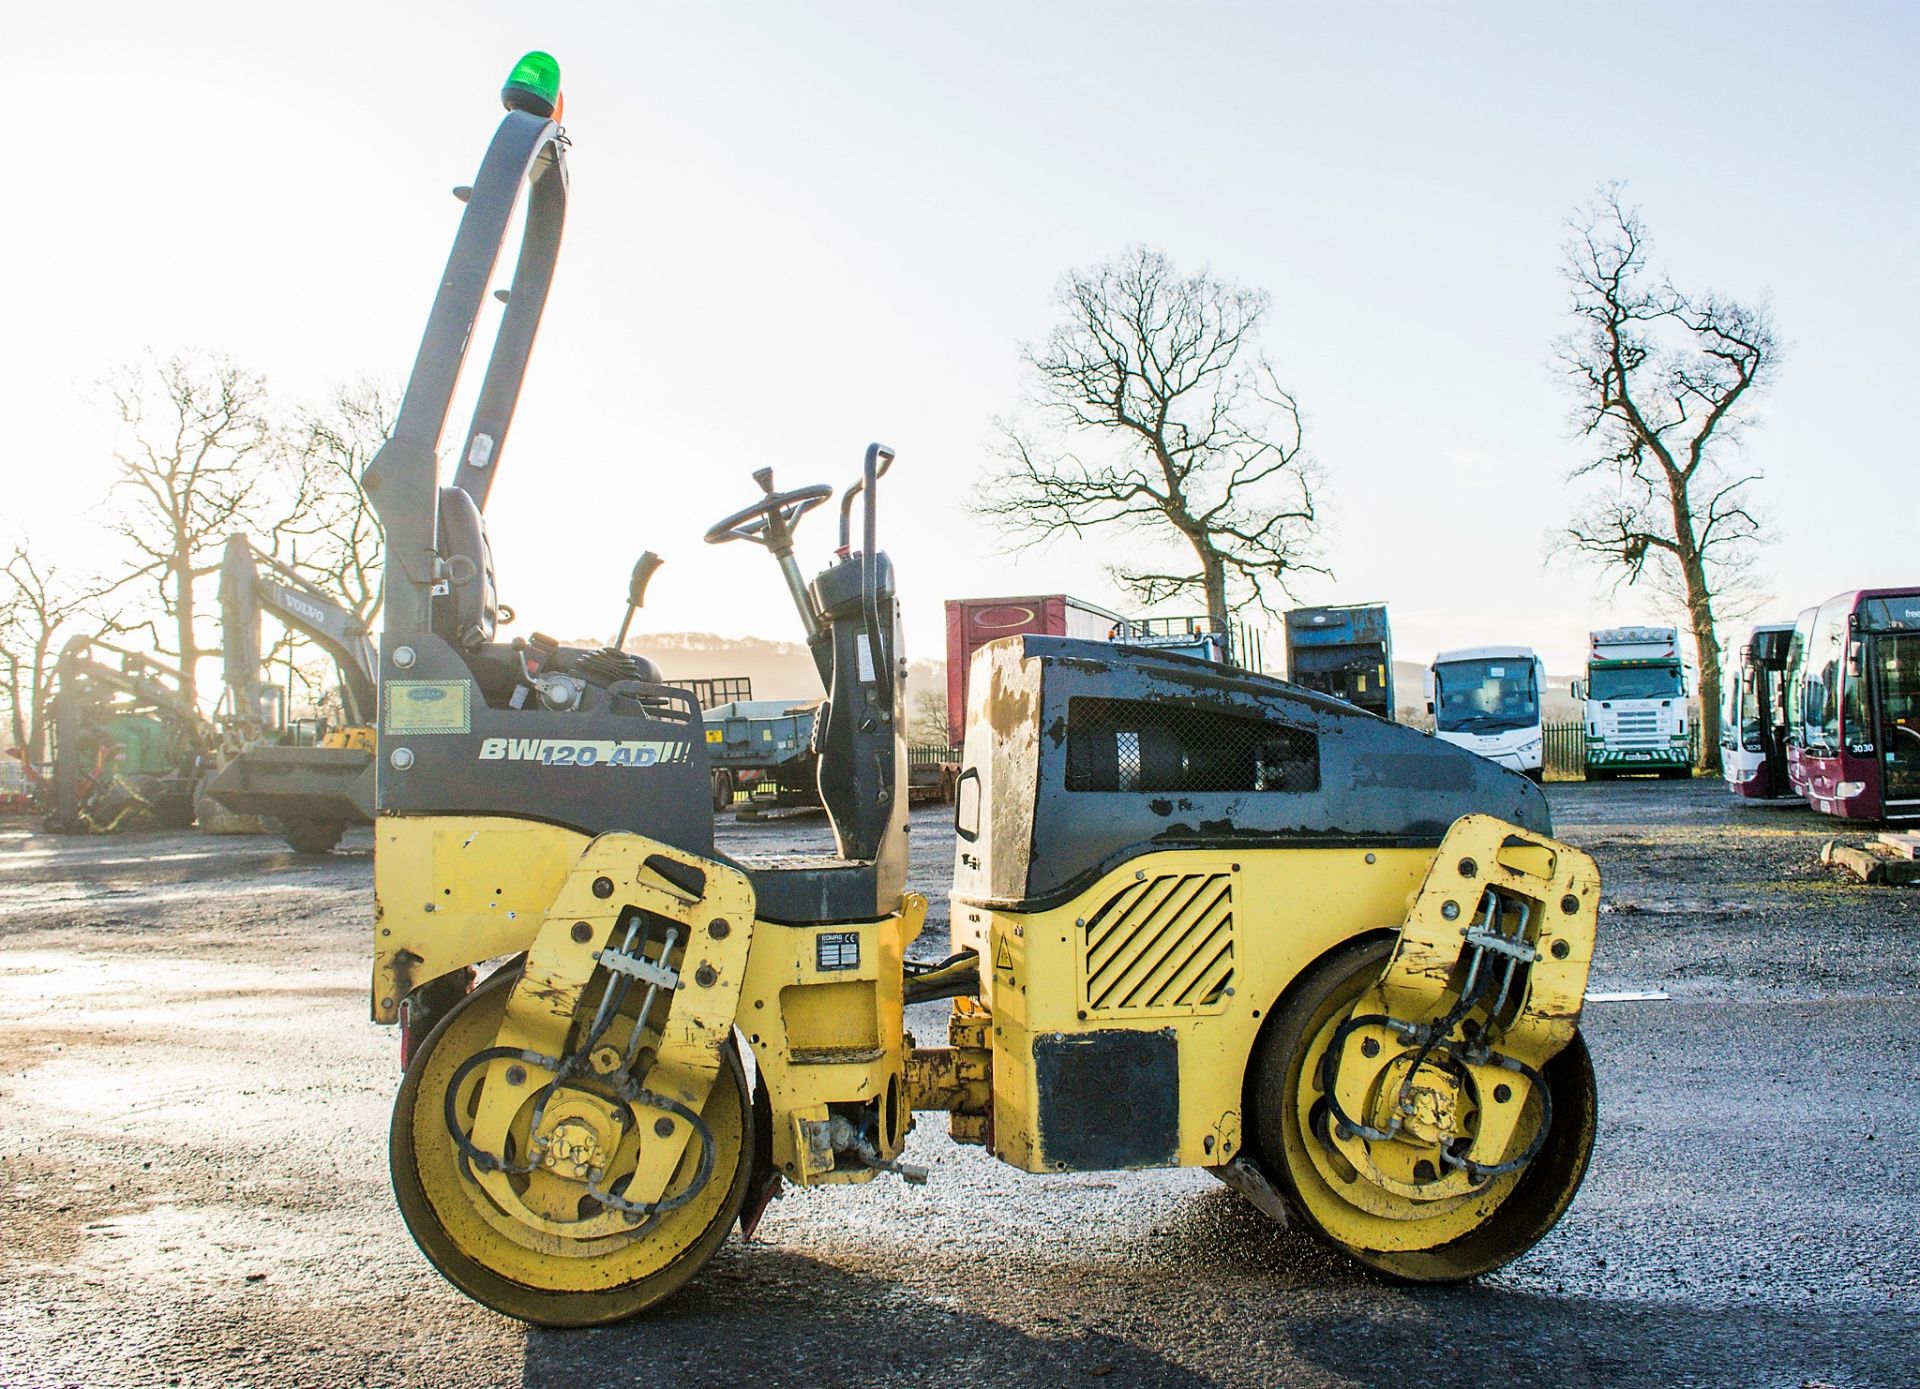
[{"xmin": 943, "ymin": 595, "xmax": 1130, "ymax": 746}]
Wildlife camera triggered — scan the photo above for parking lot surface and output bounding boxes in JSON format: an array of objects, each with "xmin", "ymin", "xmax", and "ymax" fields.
[{"xmin": 1, "ymin": 780, "xmax": 1915, "ymax": 1387}]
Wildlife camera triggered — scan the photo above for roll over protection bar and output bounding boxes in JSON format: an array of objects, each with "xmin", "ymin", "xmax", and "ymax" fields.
[{"xmin": 362, "ymin": 108, "xmax": 568, "ymax": 638}]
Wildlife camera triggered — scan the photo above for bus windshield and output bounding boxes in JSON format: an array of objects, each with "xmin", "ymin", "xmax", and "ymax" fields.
[
  {"xmin": 1434, "ymin": 658, "xmax": 1539, "ymax": 733},
  {"xmin": 1589, "ymin": 664, "xmax": 1683, "ymax": 701}
]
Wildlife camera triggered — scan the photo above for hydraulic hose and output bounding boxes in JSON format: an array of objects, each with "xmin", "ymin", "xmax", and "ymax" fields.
[
  {"xmin": 1317, "ymin": 889, "xmax": 1551, "ymax": 1180},
  {"xmin": 439, "ymin": 916, "xmax": 713, "ymax": 1218}
]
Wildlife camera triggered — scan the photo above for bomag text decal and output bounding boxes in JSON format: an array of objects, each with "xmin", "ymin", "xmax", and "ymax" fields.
[{"xmin": 477, "ymin": 737, "xmax": 690, "ymax": 767}]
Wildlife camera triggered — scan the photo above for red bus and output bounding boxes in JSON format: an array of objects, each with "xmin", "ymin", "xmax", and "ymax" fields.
[
  {"xmin": 1721, "ymin": 622, "xmax": 1796, "ymax": 800},
  {"xmin": 1794, "ymin": 587, "xmax": 1920, "ymax": 823}
]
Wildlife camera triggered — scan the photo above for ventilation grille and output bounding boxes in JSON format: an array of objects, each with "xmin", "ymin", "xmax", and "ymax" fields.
[
  {"xmin": 1065, "ymin": 697, "xmax": 1319, "ymax": 794},
  {"xmin": 1081, "ymin": 871, "xmax": 1236, "ymax": 1014},
  {"xmin": 1612, "ymin": 709, "xmax": 1665, "ymax": 745}
]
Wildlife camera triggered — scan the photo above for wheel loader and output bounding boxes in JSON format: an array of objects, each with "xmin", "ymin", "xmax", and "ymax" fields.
[{"xmin": 365, "ymin": 53, "xmax": 1601, "ymax": 1326}]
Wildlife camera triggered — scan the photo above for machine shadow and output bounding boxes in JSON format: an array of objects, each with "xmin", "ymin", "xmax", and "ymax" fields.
[
  {"xmin": 1138, "ymin": 1183, "xmax": 1916, "ymax": 1389},
  {"xmin": 518, "ymin": 1242, "xmax": 1220, "ymax": 1389},
  {"xmin": 1273, "ymin": 1282, "xmax": 1917, "ymax": 1389}
]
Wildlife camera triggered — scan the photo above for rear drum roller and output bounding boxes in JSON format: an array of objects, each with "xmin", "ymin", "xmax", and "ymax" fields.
[
  {"xmin": 390, "ymin": 967, "xmax": 755, "ymax": 1325},
  {"xmin": 1250, "ymin": 935, "xmax": 1597, "ymax": 1282}
]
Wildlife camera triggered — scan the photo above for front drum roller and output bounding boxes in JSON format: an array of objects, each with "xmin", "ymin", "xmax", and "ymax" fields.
[
  {"xmin": 1250, "ymin": 935, "xmax": 1597, "ymax": 1282},
  {"xmin": 391, "ymin": 967, "xmax": 755, "ymax": 1326}
]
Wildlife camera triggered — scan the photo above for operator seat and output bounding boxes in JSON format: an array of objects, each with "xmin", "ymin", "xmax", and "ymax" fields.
[{"xmin": 434, "ymin": 486, "xmax": 499, "ymax": 652}]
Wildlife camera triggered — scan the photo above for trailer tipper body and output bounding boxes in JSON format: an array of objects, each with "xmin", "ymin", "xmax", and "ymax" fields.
[{"xmin": 1284, "ymin": 604, "xmax": 1394, "ymax": 720}]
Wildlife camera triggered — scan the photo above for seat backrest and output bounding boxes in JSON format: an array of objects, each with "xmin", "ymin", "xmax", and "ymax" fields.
[{"xmin": 434, "ymin": 487, "xmax": 498, "ymax": 651}]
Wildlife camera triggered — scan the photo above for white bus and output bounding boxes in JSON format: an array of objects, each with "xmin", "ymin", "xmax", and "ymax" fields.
[{"xmin": 1425, "ymin": 646, "xmax": 1546, "ymax": 781}]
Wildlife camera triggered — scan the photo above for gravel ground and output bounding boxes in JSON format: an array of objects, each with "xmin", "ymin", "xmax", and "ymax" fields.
[{"xmin": 1, "ymin": 779, "xmax": 1916, "ymax": 1388}]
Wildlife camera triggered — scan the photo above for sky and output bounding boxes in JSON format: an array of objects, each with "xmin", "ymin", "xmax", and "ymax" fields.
[{"xmin": 5, "ymin": 2, "xmax": 1916, "ymax": 681}]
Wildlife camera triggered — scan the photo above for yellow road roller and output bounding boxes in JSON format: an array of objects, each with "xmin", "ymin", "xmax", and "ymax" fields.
[{"xmin": 362, "ymin": 53, "xmax": 1600, "ymax": 1326}]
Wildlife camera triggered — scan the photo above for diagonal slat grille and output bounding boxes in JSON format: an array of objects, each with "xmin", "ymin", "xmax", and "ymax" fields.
[{"xmin": 1081, "ymin": 871, "xmax": 1235, "ymax": 1013}]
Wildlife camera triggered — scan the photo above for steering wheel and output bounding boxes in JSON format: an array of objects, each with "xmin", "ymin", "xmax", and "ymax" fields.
[{"xmin": 704, "ymin": 481, "xmax": 833, "ymax": 548}]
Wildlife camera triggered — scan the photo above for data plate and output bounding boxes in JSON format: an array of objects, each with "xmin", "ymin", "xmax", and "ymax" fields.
[{"xmin": 815, "ymin": 931, "xmax": 860, "ymax": 971}]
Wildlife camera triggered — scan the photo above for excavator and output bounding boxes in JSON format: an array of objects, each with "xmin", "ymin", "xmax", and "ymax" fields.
[
  {"xmin": 203, "ymin": 534, "xmax": 378, "ymax": 853},
  {"xmin": 367, "ymin": 54, "xmax": 1602, "ymax": 1326},
  {"xmin": 43, "ymin": 636, "xmax": 216, "ymax": 832}
]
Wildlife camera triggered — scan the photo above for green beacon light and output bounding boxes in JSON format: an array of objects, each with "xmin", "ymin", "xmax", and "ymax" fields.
[{"xmin": 501, "ymin": 51, "xmax": 562, "ymax": 119}]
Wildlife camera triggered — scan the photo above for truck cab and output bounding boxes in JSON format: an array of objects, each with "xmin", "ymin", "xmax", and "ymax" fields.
[{"xmin": 1577, "ymin": 626, "xmax": 1690, "ymax": 778}]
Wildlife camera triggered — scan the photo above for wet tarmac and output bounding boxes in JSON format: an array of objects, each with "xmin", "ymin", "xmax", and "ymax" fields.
[{"xmin": 1, "ymin": 780, "xmax": 1916, "ymax": 1387}]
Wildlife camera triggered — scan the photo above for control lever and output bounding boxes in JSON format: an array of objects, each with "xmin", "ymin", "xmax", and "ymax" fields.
[{"xmin": 613, "ymin": 551, "xmax": 664, "ymax": 649}]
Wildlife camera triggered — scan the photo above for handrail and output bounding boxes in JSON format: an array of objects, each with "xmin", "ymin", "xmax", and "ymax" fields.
[{"xmin": 857, "ymin": 443, "xmax": 896, "ymax": 710}]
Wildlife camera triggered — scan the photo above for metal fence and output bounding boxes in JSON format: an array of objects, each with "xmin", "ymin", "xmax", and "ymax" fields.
[
  {"xmin": 682, "ymin": 676, "xmax": 752, "ymax": 708},
  {"xmin": 1543, "ymin": 721, "xmax": 1585, "ymax": 780}
]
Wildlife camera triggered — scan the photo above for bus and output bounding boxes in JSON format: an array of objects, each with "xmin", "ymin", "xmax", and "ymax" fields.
[
  {"xmin": 1720, "ymin": 622, "xmax": 1796, "ymax": 800},
  {"xmin": 1425, "ymin": 646, "xmax": 1546, "ymax": 781},
  {"xmin": 1795, "ymin": 587, "xmax": 1920, "ymax": 823},
  {"xmin": 1783, "ymin": 606, "xmax": 1817, "ymax": 799}
]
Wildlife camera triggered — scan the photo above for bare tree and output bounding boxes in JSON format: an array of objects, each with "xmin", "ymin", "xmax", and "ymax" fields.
[
  {"xmin": 234, "ymin": 378, "xmax": 396, "ymax": 718},
  {"xmin": 282, "ymin": 378, "xmax": 394, "ymax": 627},
  {"xmin": 0, "ymin": 548, "xmax": 131, "ymax": 765},
  {"xmin": 104, "ymin": 352, "xmax": 293, "ymax": 706},
  {"xmin": 1556, "ymin": 185, "xmax": 1776, "ymax": 773},
  {"xmin": 909, "ymin": 687, "xmax": 949, "ymax": 749},
  {"xmin": 982, "ymin": 247, "xmax": 1321, "ymax": 632}
]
